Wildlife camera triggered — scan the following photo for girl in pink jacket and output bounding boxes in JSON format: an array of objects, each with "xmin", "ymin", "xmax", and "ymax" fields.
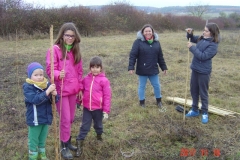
[
  {"xmin": 46, "ymin": 22, "xmax": 83, "ymax": 159},
  {"xmin": 75, "ymin": 56, "xmax": 111, "ymax": 157}
]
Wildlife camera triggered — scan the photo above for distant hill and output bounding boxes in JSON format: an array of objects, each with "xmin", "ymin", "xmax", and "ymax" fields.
[
  {"xmin": 134, "ymin": 6, "xmax": 240, "ymax": 14},
  {"xmin": 86, "ymin": 5, "xmax": 240, "ymax": 17}
]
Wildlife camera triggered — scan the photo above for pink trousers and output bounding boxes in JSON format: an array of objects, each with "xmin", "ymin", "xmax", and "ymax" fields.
[{"xmin": 56, "ymin": 94, "xmax": 76, "ymax": 142}]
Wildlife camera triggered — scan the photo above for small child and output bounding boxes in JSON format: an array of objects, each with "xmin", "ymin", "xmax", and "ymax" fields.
[
  {"xmin": 75, "ymin": 56, "xmax": 111, "ymax": 157},
  {"xmin": 23, "ymin": 62, "xmax": 59, "ymax": 160}
]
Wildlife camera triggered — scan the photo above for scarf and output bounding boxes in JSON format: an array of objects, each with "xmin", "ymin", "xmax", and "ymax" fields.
[
  {"xmin": 64, "ymin": 44, "xmax": 73, "ymax": 52},
  {"xmin": 26, "ymin": 77, "xmax": 48, "ymax": 89},
  {"xmin": 145, "ymin": 36, "xmax": 153, "ymax": 44},
  {"xmin": 147, "ymin": 39, "xmax": 153, "ymax": 44}
]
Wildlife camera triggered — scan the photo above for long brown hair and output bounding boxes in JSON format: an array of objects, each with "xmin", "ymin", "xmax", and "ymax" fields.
[
  {"xmin": 198, "ymin": 23, "xmax": 220, "ymax": 43},
  {"xmin": 55, "ymin": 22, "xmax": 81, "ymax": 64},
  {"xmin": 206, "ymin": 23, "xmax": 220, "ymax": 43}
]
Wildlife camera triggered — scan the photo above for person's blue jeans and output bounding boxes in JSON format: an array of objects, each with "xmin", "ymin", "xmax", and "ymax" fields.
[{"xmin": 138, "ymin": 74, "xmax": 161, "ymax": 100}]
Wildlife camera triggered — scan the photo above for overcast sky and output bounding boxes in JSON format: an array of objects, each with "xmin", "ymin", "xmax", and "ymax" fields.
[{"xmin": 23, "ymin": 0, "xmax": 240, "ymax": 8}]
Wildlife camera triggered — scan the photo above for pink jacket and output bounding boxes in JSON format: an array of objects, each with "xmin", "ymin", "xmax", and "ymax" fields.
[
  {"xmin": 82, "ymin": 72, "xmax": 111, "ymax": 114},
  {"xmin": 46, "ymin": 45, "xmax": 83, "ymax": 96}
]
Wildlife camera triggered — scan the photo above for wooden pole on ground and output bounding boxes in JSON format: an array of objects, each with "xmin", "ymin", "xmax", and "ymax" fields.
[{"xmin": 50, "ymin": 25, "xmax": 59, "ymax": 160}]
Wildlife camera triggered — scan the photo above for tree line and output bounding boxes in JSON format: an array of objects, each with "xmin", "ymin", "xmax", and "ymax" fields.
[{"xmin": 0, "ymin": 0, "xmax": 239, "ymax": 38}]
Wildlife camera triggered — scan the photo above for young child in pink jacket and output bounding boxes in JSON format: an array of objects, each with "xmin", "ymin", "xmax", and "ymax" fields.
[
  {"xmin": 46, "ymin": 22, "xmax": 83, "ymax": 159},
  {"xmin": 75, "ymin": 56, "xmax": 111, "ymax": 157}
]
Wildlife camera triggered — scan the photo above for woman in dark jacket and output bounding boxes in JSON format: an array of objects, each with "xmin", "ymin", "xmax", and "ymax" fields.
[
  {"xmin": 185, "ymin": 23, "xmax": 220, "ymax": 124},
  {"xmin": 128, "ymin": 24, "xmax": 167, "ymax": 108}
]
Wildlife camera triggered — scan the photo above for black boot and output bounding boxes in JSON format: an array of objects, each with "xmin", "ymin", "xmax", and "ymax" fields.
[
  {"xmin": 68, "ymin": 136, "xmax": 77, "ymax": 151},
  {"xmin": 96, "ymin": 134, "xmax": 103, "ymax": 141},
  {"xmin": 61, "ymin": 141, "xmax": 73, "ymax": 159},
  {"xmin": 75, "ymin": 140, "xmax": 84, "ymax": 157},
  {"xmin": 156, "ymin": 98, "xmax": 162, "ymax": 108},
  {"xmin": 139, "ymin": 99, "xmax": 145, "ymax": 108}
]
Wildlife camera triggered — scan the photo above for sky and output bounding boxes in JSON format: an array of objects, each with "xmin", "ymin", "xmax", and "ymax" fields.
[{"xmin": 23, "ymin": 0, "xmax": 240, "ymax": 8}]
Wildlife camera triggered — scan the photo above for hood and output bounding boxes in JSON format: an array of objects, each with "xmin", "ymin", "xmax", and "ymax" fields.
[{"xmin": 137, "ymin": 31, "xmax": 159, "ymax": 41}]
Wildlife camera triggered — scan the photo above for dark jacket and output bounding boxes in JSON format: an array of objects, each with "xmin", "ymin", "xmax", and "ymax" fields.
[
  {"xmin": 23, "ymin": 82, "xmax": 59, "ymax": 126},
  {"xmin": 187, "ymin": 33, "xmax": 218, "ymax": 74},
  {"xmin": 128, "ymin": 31, "xmax": 167, "ymax": 76}
]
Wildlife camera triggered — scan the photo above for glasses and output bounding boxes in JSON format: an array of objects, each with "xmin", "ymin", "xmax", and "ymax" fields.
[{"xmin": 64, "ymin": 34, "xmax": 75, "ymax": 39}]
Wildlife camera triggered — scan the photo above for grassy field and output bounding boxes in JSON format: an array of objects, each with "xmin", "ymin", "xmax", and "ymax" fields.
[{"xmin": 0, "ymin": 30, "xmax": 240, "ymax": 160}]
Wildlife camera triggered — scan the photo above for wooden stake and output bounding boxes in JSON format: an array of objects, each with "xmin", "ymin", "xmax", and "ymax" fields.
[
  {"xmin": 183, "ymin": 38, "xmax": 191, "ymax": 121},
  {"xmin": 50, "ymin": 25, "xmax": 59, "ymax": 160},
  {"xmin": 16, "ymin": 29, "xmax": 19, "ymax": 104},
  {"xmin": 58, "ymin": 42, "xmax": 68, "ymax": 160}
]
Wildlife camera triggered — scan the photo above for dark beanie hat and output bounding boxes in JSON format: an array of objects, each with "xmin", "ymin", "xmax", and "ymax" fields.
[{"xmin": 27, "ymin": 62, "xmax": 44, "ymax": 78}]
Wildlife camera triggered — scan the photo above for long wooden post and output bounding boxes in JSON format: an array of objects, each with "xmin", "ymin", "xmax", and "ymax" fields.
[
  {"xmin": 183, "ymin": 38, "xmax": 191, "ymax": 121},
  {"xmin": 58, "ymin": 43, "xmax": 68, "ymax": 160},
  {"xmin": 50, "ymin": 25, "xmax": 59, "ymax": 160}
]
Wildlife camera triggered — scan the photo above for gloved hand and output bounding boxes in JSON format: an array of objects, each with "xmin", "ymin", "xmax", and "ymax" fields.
[{"xmin": 103, "ymin": 112, "xmax": 108, "ymax": 120}]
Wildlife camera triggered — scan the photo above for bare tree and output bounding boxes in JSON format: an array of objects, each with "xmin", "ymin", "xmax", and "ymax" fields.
[{"xmin": 186, "ymin": 2, "xmax": 209, "ymax": 18}]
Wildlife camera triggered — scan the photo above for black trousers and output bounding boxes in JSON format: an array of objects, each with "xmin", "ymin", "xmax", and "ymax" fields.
[
  {"xmin": 190, "ymin": 70, "xmax": 210, "ymax": 114},
  {"xmin": 77, "ymin": 107, "xmax": 103, "ymax": 140}
]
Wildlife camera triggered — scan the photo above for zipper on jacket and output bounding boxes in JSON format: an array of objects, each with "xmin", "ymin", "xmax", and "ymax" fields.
[{"xmin": 89, "ymin": 76, "xmax": 95, "ymax": 111}]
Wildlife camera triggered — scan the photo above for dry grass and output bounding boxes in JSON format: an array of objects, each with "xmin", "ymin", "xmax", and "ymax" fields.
[{"xmin": 0, "ymin": 30, "xmax": 240, "ymax": 160}]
